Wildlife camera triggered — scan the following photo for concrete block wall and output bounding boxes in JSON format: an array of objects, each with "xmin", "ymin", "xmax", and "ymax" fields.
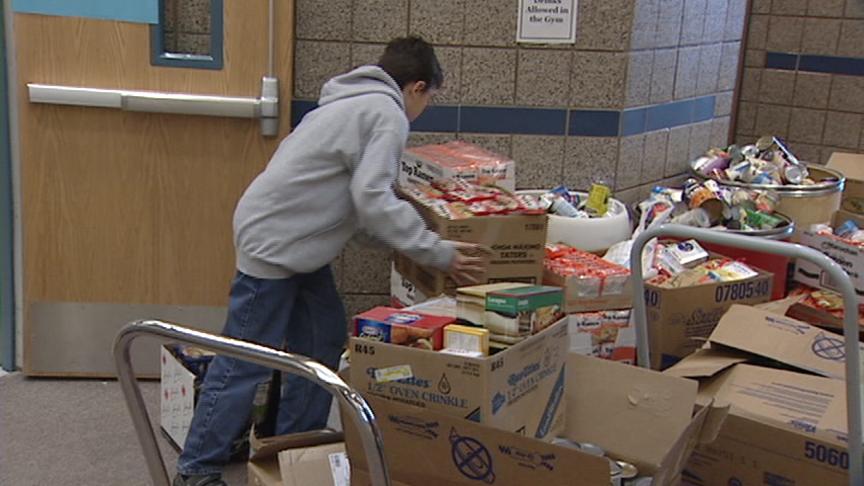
[{"xmin": 734, "ymin": 0, "xmax": 864, "ymax": 164}]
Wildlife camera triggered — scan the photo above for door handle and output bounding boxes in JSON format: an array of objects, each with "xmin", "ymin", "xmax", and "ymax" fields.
[{"xmin": 27, "ymin": 77, "xmax": 280, "ymax": 136}]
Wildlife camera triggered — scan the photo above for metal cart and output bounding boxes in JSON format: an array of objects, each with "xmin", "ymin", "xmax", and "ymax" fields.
[
  {"xmin": 629, "ymin": 224, "xmax": 863, "ymax": 485},
  {"xmin": 113, "ymin": 320, "xmax": 391, "ymax": 486}
]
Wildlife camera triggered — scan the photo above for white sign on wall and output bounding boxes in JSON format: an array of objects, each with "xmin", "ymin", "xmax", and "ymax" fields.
[{"xmin": 517, "ymin": 0, "xmax": 578, "ymax": 44}]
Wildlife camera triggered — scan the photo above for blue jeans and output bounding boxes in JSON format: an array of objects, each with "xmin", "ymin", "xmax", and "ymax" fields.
[{"xmin": 177, "ymin": 266, "xmax": 347, "ymax": 475}]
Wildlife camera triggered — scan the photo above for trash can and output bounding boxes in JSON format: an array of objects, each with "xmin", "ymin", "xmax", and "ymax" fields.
[
  {"xmin": 516, "ymin": 190, "xmax": 632, "ymax": 253},
  {"xmin": 691, "ymin": 164, "xmax": 845, "ymax": 242}
]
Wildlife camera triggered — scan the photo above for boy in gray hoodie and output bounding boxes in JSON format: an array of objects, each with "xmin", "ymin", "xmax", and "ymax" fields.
[{"xmin": 174, "ymin": 37, "xmax": 486, "ymax": 486}]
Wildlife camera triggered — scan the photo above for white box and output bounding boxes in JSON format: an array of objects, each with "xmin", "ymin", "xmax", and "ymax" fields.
[
  {"xmin": 795, "ymin": 230, "xmax": 864, "ymax": 304},
  {"xmin": 160, "ymin": 346, "xmax": 196, "ymax": 448},
  {"xmin": 398, "ymin": 141, "xmax": 516, "ymax": 192}
]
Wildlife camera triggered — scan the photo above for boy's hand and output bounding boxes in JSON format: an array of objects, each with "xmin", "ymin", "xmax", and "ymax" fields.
[{"xmin": 447, "ymin": 241, "xmax": 490, "ymax": 286}]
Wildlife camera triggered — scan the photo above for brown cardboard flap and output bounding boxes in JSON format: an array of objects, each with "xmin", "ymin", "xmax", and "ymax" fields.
[
  {"xmin": 249, "ymin": 428, "xmax": 344, "ymax": 461},
  {"xmin": 346, "ymin": 395, "xmax": 609, "ymax": 486},
  {"xmin": 663, "ymin": 348, "xmax": 750, "ymax": 379},
  {"xmin": 826, "ymin": 152, "xmax": 864, "ymax": 181},
  {"xmin": 753, "ymin": 294, "xmax": 805, "ymax": 315},
  {"xmin": 653, "ymin": 404, "xmax": 713, "ymax": 486},
  {"xmin": 705, "ymin": 364, "xmax": 848, "ymax": 446},
  {"xmin": 564, "ymin": 353, "xmax": 698, "ymax": 472},
  {"xmin": 706, "ymin": 305, "xmax": 863, "ymax": 380},
  {"xmin": 278, "ymin": 442, "xmax": 346, "ymax": 486}
]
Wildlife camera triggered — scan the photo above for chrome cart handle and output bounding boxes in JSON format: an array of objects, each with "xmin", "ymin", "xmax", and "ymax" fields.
[
  {"xmin": 112, "ymin": 320, "xmax": 391, "ymax": 486},
  {"xmin": 630, "ymin": 224, "xmax": 862, "ymax": 486}
]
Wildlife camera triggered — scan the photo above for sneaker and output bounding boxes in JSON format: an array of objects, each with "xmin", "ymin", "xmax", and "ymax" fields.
[{"xmin": 172, "ymin": 473, "xmax": 227, "ymax": 486}]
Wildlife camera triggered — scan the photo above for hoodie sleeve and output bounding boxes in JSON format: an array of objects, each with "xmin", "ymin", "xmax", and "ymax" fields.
[{"xmin": 350, "ymin": 128, "xmax": 455, "ymax": 271}]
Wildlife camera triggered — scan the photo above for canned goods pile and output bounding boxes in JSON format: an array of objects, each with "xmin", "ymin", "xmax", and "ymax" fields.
[
  {"xmin": 537, "ymin": 182, "xmax": 614, "ymax": 218},
  {"xmin": 810, "ymin": 220, "xmax": 864, "ymax": 244},
  {"xmin": 638, "ymin": 178, "xmax": 788, "ymax": 233},
  {"xmin": 551, "ymin": 438, "xmax": 651, "ymax": 485},
  {"xmin": 545, "ymin": 243, "xmax": 631, "ymax": 297},
  {"xmin": 401, "ymin": 179, "xmax": 546, "ymax": 219},
  {"xmin": 692, "ymin": 135, "xmax": 825, "ymax": 186}
]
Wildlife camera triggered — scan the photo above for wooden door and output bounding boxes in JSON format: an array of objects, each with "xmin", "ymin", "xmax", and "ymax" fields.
[{"xmin": 14, "ymin": 2, "xmax": 294, "ymax": 376}]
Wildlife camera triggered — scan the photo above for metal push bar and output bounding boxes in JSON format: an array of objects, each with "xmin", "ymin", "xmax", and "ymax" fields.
[
  {"xmin": 629, "ymin": 224, "xmax": 863, "ymax": 486},
  {"xmin": 112, "ymin": 320, "xmax": 391, "ymax": 486}
]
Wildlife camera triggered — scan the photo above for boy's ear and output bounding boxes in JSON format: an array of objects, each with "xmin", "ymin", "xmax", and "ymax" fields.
[{"xmin": 413, "ymin": 81, "xmax": 428, "ymax": 93}]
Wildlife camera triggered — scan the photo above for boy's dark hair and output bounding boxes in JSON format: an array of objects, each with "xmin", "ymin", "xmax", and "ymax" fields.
[{"xmin": 377, "ymin": 36, "xmax": 444, "ymax": 91}]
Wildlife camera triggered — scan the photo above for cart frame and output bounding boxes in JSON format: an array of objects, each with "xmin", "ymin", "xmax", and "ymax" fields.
[{"xmin": 112, "ymin": 320, "xmax": 391, "ymax": 486}]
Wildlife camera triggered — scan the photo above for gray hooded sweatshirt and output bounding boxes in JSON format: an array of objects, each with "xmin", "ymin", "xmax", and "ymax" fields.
[{"xmin": 233, "ymin": 65, "xmax": 455, "ymax": 278}]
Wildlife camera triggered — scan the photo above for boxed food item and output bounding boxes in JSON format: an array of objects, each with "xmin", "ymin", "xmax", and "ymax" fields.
[
  {"xmin": 644, "ymin": 259, "xmax": 773, "ymax": 369},
  {"xmin": 456, "ymin": 282, "xmax": 531, "ymax": 327},
  {"xmin": 396, "ymin": 181, "xmax": 547, "ymax": 296},
  {"xmin": 353, "ymin": 307, "xmax": 454, "ymax": 351},
  {"xmin": 443, "ymin": 324, "xmax": 490, "ymax": 356},
  {"xmin": 568, "ymin": 309, "xmax": 636, "ymax": 364},
  {"xmin": 667, "ymin": 305, "xmax": 861, "ymax": 485},
  {"xmin": 348, "ymin": 319, "xmax": 568, "ymax": 440},
  {"xmin": 543, "ymin": 243, "xmax": 632, "ymax": 313},
  {"xmin": 785, "ymin": 285, "xmax": 864, "ymax": 339},
  {"xmin": 658, "ymin": 239, "xmax": 709, "ymax": 275},
  {"xmin": 399, "ymin": 141, "xmax": 516, "ymax": 192},
  {"xmin": 161, "ymin": 345, "xmax": 275, "ymax": 456},
  {"xmin": 484, "ymin": 285, "xmax": 564, "ymax": 339}
]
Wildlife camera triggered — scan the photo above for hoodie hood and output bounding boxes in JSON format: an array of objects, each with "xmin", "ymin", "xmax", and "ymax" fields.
[{"xmin": 318, "ymin": 65, "xmax": 405, "ymax": 111}]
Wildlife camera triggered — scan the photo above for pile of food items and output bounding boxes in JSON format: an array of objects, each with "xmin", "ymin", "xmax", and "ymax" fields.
[
  {"xmin": 648, "ymin": 239, "xmax": 760, "ymax": 288},
  {"xmin": 638, "ymin": 179, "xmax": 788, "ymax": 232},
  {"xmin": 544, "ymin": 243, "xmax": 630, "ymax": 297},
  {"xmin": 692, "ymin": 135, "xmax": 821, "ymax": 186},
  {"xmin": 401, "ymin": 179, "xmax": 545, "ymax": 219},
  {"xmin": 539, "ymin": 182, "xmax": 614, "ymax": 219},
  {"xmin": 811, "ymin": 220, "xmax": 864, "ymax": 244}
]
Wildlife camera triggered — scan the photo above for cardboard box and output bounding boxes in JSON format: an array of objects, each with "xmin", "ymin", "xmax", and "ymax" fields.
[
  {"xmin": 684, "ymin": 304, "xmax": 864, "ymax": 380},
  {"xmin": 796, "ymin": 227, "xmax": 864, "ymax": 304},
  {"xmin": 644, "ymin": 268, "xmax": 774, "ymax": 369},
  {"xmin": 665, "ymin": 305, "xmax": 861, "ymax": 485},
  {"xmin": 398, "ymin": 141, "xmax": 516, "ymax": 192},
  {"xmin": 247, "ymin": 429, "xmax": 345, "ymax": 486},
  {"xmin": 564, "ymin": 353, "xmax": 726, "ymax": 485},
  {"xmin": 567, "ymin": 309, "xmax": 636, "ymax": 364},
  {"xmin": 674, "ymin": 357, "xmax": 850, "ymax": 485},
  {"xmin": 390, "ymin": 263, "xmax": 429, "ymax": 309},
  {"xmin": 161, "ymin": 346, "xmax": 274, "ymax": 456},
  {"xmin": 349, "ymin": 319, "xmax": 568, "ymax": 441},
  {"xmin": 827, "ymin": 152, "xmax": 864, "ymax": 218},
  {"xmin": 394, "ymin": 193, "xmax": 547, "ymax": 296},
  {"xmin": 543, "ymin": 267, "xmax": 633, "ymax": 312},
  {"xmin": 345, "ymin": 395, "xmax": 608, "ymax": 486}
]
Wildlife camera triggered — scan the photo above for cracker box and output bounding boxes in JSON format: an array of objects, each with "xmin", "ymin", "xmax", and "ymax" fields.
[{"xmin": 353, "ymin": 307, "xmax": 454, "ymax": 351}]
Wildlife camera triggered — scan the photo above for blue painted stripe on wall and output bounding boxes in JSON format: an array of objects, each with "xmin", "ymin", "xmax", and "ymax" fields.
[
  {"xmin": 569, "ymin": 110, "xmax": 620, "ymax": 137},
  {"xmin": 411, "ymin": 106, "xmax": 460, "ymax": 132},
  {"xmin": 693, "ymin": 96, "xmax": 715, "ymax": 122},
  {"xmin": 765, "ymin": 52, "xmax": 864, "ymax": 76},
  {"xmin": 765, "ymin": 52, "xmax": 798, "ymax": 70},
  {"xmin": 290, "ymin": 95, "xmax": 717, "ymax": 136},
  {"xmin": 646, "ymin": 99, "xmax": 692, "ymax": 131},
  {"xmin": 461, "ymin": 106, "xmax": 567, "ymax": 135},
  {"xmin": 12, "ymin": 0, "xmax": 158, "ymax": 24},
  {"xmin": 621, "ymin": 108, "xmax": 647, "ymax": 136},
  {"xmin": 799, "ymin": 54, "xmax": 864, "ymax": 76}
]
